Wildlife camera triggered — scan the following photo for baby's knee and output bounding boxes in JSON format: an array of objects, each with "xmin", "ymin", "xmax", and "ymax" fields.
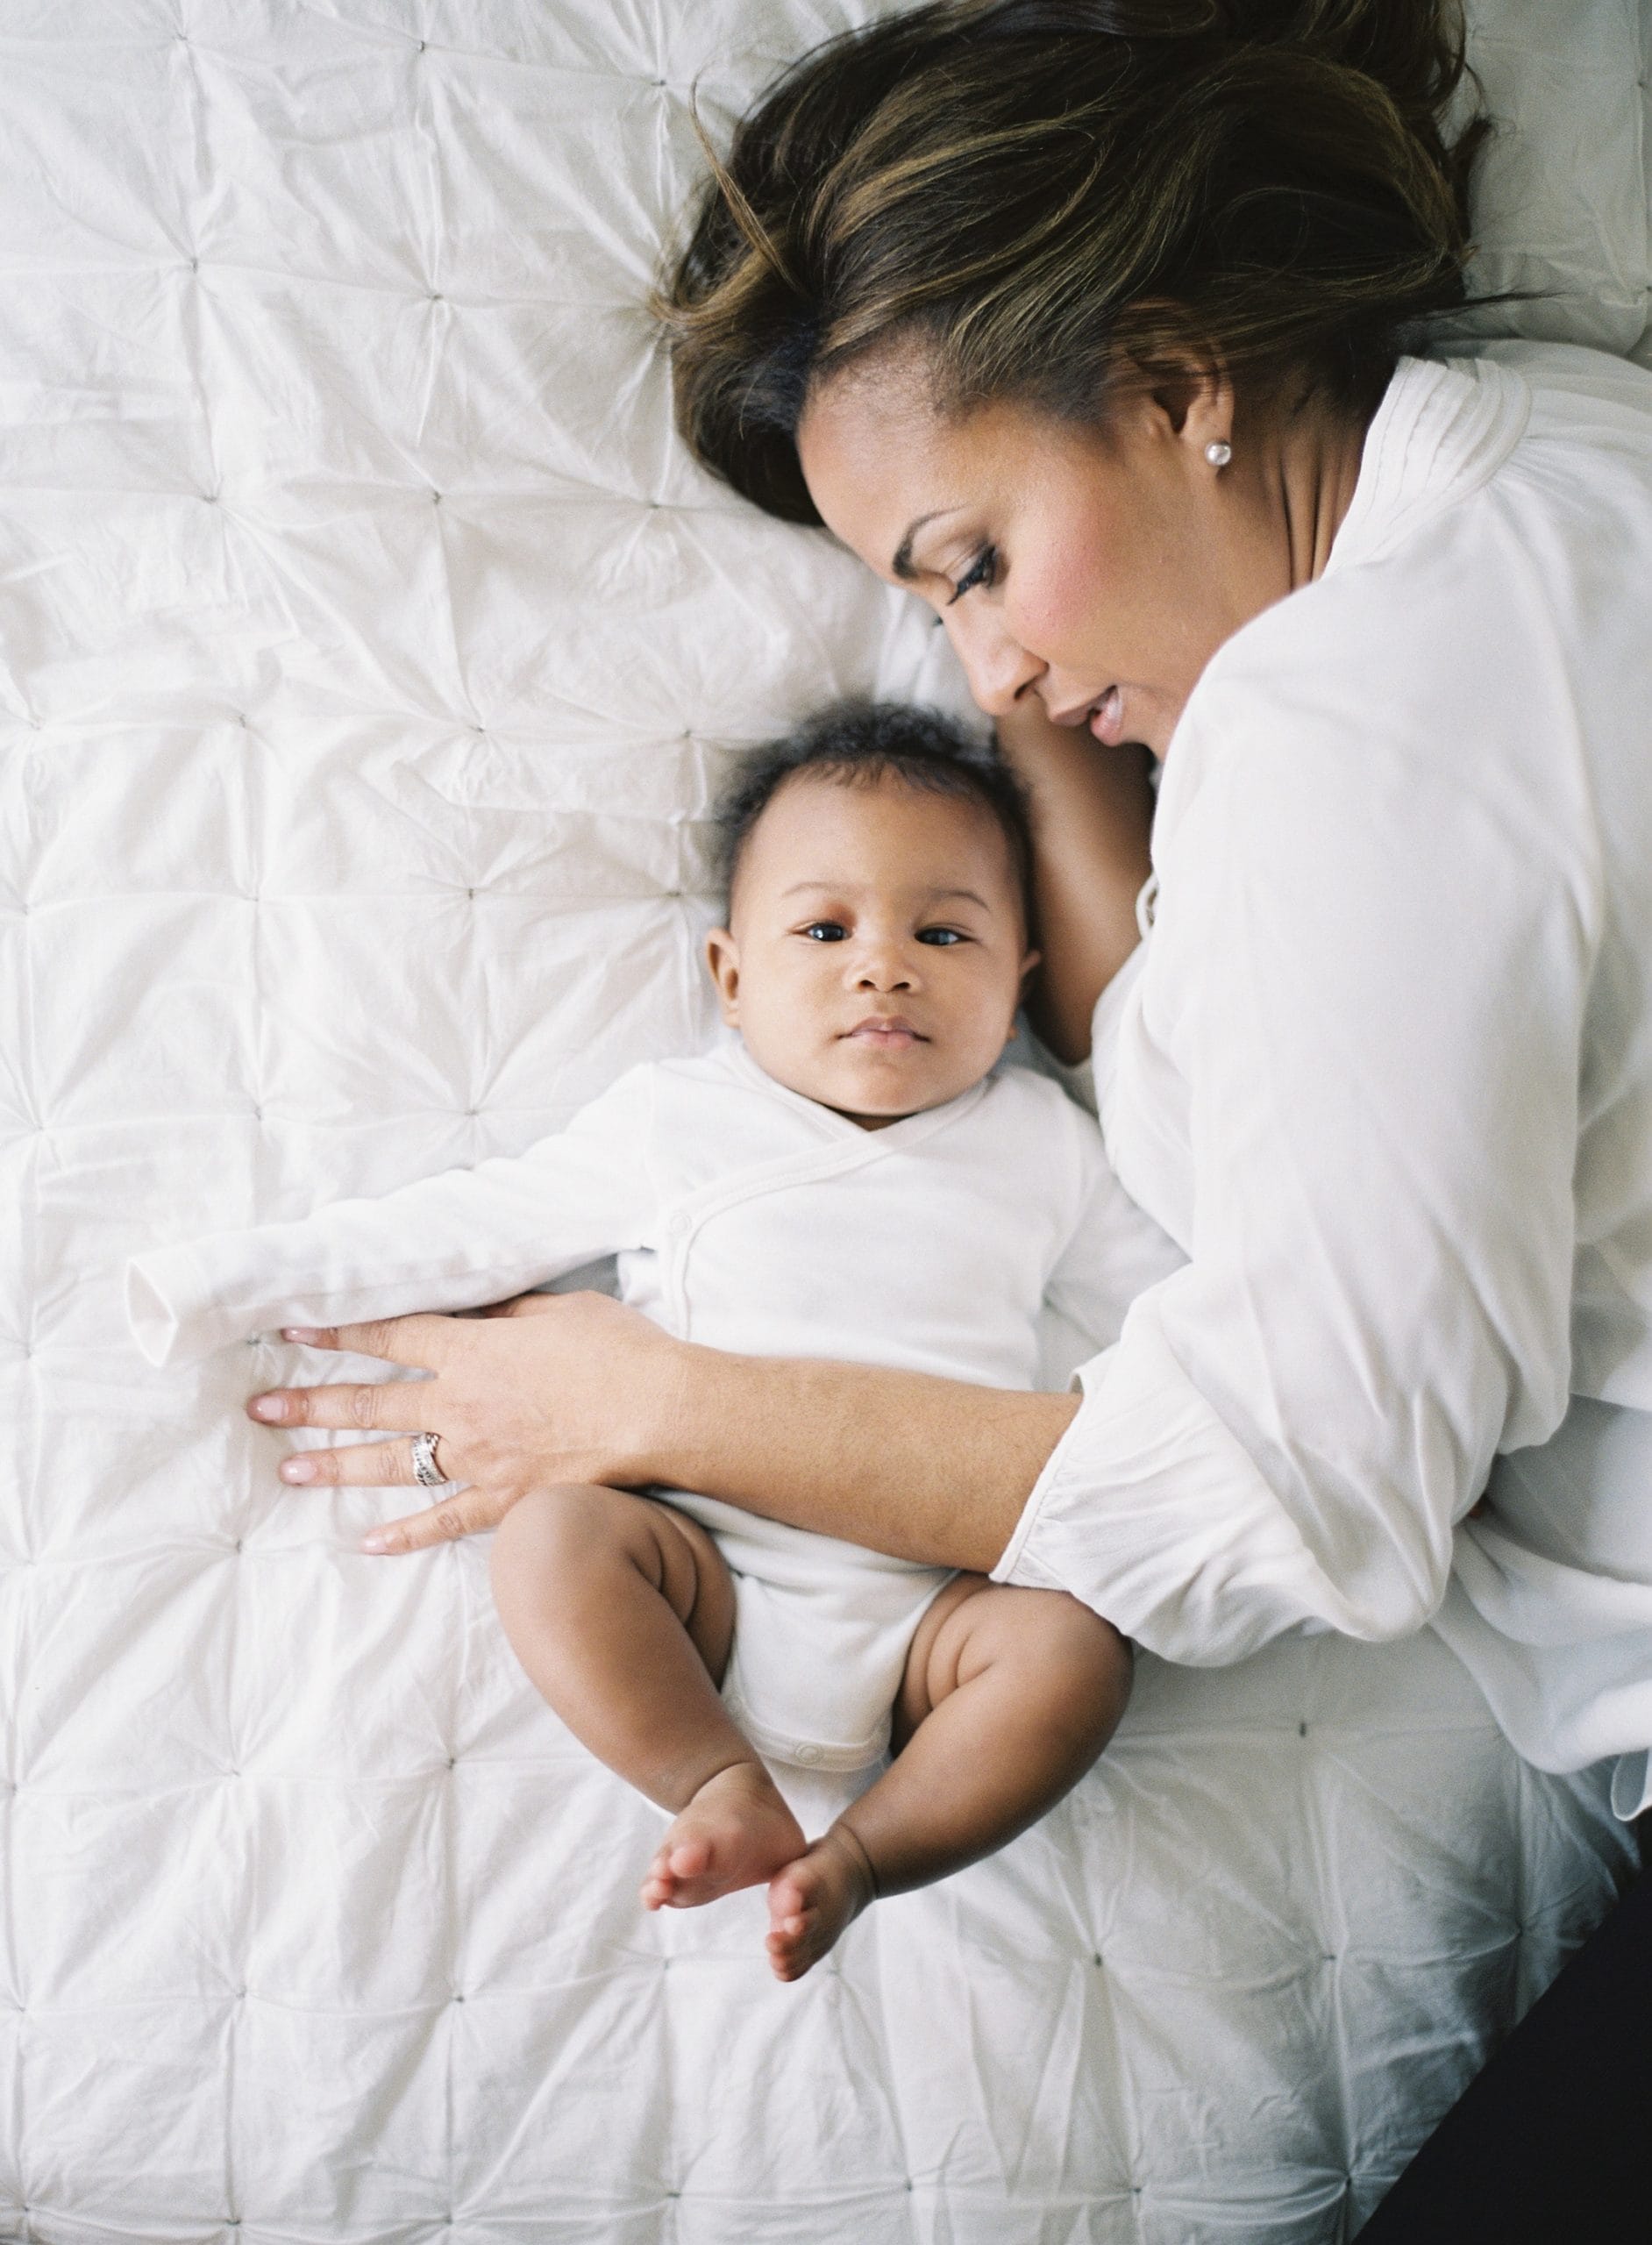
[
  {"xmin": 964, "ymin": 1583, "xmax": 1130, "ymax": 1690},
  {"xmin": 490, "ymin": 1481, "xmax": 634, "ymax": 1583}
]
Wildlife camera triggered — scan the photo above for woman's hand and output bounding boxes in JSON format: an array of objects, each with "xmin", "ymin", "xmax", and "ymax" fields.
[
  {"xmin": 246, "ymin": 1294, "xmax": 1074, "ymax": 1573},
  {"xmin": 245, "ymin": 1291, "xmax": 682, "ymax": 1555},
  {"xmin": 994, "ymin": 701, "xmax": 1155, "ymax": 1066}
]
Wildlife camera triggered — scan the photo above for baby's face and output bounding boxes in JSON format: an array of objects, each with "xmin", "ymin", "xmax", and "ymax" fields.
[{"xmin": 705, "ymin": 771, "xmax": 1037, "ymax": 1129}]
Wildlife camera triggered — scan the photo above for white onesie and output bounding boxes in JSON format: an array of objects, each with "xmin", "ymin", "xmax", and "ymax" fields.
[{"xmin": 127, "ymin": 1042, "xmax": 1178, "ymax": 1771}]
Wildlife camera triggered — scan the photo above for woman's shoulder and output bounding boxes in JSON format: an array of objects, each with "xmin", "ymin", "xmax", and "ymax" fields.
[
  {"xmin": 1479, "ymin": 338, "xmax": 1652, "ymax": 442},
  {"xmin": 1180, "ymin": 348, "xmax": 1652, "ymax": 791}
]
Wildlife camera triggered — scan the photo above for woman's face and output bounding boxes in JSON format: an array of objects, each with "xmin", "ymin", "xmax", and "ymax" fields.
[{"xmin": 797, "ymin": 357, "xmax": 1292, "ymax": 760}]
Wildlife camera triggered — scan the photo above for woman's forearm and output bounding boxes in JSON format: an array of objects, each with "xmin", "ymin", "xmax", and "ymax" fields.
[
  {"xmin": 995, "ymin": 702, "xmax": 1155, "ymax": 1066},
  {"xmin": 644, "ymin": 1347, "xmax": 1080, "ymax": 1572}
]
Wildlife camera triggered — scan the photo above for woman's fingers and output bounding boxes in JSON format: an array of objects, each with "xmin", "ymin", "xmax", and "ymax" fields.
[
  {"xmin": 276, "ymin": 1314, "xmax": 459, "ymax": 1365},
  {"xmin": 274, "ymin": 1434, "xmax": 452, "ymax": 1488},
  {"xmin": 248, "ymin": 1379, "xmax": 426, "ymax": 1433},
  {"xmin": 360, "ymin": 1487, "xmax": 516, "ymax": 1556},
  {"xmin": 242, "ymin": 1291, "xmax": 671, "ymax": 1552}
]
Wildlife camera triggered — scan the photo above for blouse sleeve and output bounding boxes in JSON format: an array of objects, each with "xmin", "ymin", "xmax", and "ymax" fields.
[
  {"xmin": 126, "ymin": 1065, "xmax": 659, "ymax": 1367},
  {"xmin": 993, "ymin": 667, "xmax": 1592, "ymax": 1664}
]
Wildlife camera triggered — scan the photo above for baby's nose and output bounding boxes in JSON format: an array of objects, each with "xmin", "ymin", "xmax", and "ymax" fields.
[{"xmin": 854, "ymin": 946, "xmax": 915, "ymax": 990}]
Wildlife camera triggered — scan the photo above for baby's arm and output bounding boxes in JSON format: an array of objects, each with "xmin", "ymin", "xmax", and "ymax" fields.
[
  {"xmin": 994, "ymin": 700, "xmax": 1155, "ymax": 1065},
  {"xmin": 126, "ymin": 1065, "xmax": 658, "ymax": 1367}
]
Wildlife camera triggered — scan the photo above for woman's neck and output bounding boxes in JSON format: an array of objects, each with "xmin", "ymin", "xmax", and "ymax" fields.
[{"xmin": 1271, "ymin": 390, "xmax": 1373, "ymax": 593}]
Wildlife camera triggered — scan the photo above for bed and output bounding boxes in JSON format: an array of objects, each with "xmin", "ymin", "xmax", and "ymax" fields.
[{"xmin": 4, "ymin": 3, "xmax": 1649, "ymax": 2238}]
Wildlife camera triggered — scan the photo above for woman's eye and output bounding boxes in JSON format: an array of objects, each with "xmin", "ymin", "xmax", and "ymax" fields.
[
  {"xmin": 801, "ymin": 922, "xmax": 848, "ymax": 942},
  {"xmin": 916, "ymin": 927, "xmax": 965, "ymax": 946},
  {"xmin": 946, "ymin": 545, "xmax": 998, "ymax": 606}
]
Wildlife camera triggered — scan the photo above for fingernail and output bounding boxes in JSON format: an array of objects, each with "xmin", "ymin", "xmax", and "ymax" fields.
[
  {"xmin": 360, "ymin": 1532, "xmax": 389, "ymax": 1554},
  {"xmin": 280, "ymin": 1457, "xmax": 316, "ymax": 1484},
  {"xmin": 281, "ymin": 1327, "xmax": 321, "ymax": 1343},
  {"xmin": 250, "ymin": 1396, "xmax": 287, "ymax": 1422}
]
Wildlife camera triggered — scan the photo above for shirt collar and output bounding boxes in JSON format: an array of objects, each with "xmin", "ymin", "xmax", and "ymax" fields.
[{"xmin": 1322, "ymin": 352, "xmax": 1532, "ymax": 578}]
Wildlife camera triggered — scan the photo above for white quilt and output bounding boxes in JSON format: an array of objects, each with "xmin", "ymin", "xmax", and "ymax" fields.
[{"xmin": 4, "ymin": 4, "xmax": 1648, "ymax": 2239}]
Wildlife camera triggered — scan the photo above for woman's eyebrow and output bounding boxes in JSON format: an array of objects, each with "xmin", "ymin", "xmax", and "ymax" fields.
[{"xmin": 892, "ymin": 510, "xmax": 951, "ymax": 581}]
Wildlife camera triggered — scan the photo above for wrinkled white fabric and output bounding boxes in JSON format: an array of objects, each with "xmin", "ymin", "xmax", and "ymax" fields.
[
  {"xmin": 5, "ymin": 0, "xmax": 1649, "ymax": 2229},
  {"xmin": 998, "ymin": 344, "xmax": 1652, "ymax": 1814},
  {"xmin": 129, "ymin": 1044, "xmax": 1180, "ymax": 1767}
]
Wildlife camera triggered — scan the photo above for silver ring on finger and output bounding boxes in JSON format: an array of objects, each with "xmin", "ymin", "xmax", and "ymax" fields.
[{"xmin": 410, "ymin": 1430, "xmax": 450, "ymax": 1489}]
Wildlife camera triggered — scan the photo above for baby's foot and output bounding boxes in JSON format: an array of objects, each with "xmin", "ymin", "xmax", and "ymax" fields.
[
  {"xmin": 641, "ymin": 1760, "xmax": 806, "ymax": 1913},
  {"xmin": 765, "ymin": 1825, "xmax": 879, "ymax": 1982}
]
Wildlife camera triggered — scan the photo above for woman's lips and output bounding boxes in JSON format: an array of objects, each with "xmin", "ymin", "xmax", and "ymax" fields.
[
  {"xmin": 1050, "ymin": 685, "xmax": 1127, "ymax": 745},
  {"xmin": 1087, "ymin": 685, "xmax": 1124, "ymax": 746}
]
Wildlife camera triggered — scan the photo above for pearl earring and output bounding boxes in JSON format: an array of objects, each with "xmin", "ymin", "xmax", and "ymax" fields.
[{"xmin": 1205, "ymin": 439, "xmax": 1232, "ymax": 468}]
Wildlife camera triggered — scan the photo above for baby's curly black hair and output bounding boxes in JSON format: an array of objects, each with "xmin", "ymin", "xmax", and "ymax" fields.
[{"xmin": 714, "ymin": 699, "xmax": 1033, "ymax": 916}]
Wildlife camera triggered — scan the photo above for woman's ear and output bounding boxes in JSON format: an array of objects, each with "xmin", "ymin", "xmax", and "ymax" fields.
[
  {"xmin": 1125, "ymin": 331, "xmax": 1233, "ymax": 459},
  {"xmin": 1178, "ymin": 363, "xmax": 1235, "ymax": 466},
  {"xmin": 704, "ymin": 928, "xmax": 742, "ymax": 1025}
]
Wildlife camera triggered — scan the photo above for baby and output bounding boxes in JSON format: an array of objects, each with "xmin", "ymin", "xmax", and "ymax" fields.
[{"xmin": 127, "ymin": 700, "xmax": 1176, "ymax": 1979}]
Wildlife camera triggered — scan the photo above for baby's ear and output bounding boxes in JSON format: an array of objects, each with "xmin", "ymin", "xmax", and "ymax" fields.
[
  {"xmin": 1019, "ymin": 945, "xmax": 1043, "ymax": 988},
  {"xmin": 704, "ymin": 928, "xmax": 741, "ymax": 1024}
]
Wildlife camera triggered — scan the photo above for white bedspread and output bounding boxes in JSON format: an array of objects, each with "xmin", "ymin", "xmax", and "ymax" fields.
[{"xmin": 4, "ymin": 4, "xmax": 1648, "ymax": 2238}]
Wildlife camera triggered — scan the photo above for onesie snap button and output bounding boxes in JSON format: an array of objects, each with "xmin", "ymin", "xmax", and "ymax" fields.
[{"xmin": 794, "ymin": 1744, "xmax": 822, "ymax": 1766}]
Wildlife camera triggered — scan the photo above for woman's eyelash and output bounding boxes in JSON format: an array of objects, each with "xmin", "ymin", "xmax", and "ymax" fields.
[{"xmin": 946, "ymin": 545, "xmax": 997, "ymax": 605}]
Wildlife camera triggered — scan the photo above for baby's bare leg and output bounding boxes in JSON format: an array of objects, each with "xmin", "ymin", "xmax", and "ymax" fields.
[
  {"xmin": 490, "ymin": 1485, "xmax": 803, "ymax": 1910},
  {"xmin": 765, "ymin": 1578, "xmax": 1130, "ymax": 1981}
]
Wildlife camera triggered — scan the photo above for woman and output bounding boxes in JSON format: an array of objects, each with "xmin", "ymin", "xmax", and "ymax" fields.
[{"xmin": 247, "ymin": 2, "xmax": 1652, "ymax": 2227}]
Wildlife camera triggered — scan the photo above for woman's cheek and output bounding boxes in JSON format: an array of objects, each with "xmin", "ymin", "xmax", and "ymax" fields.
[{"xmin": 1014, "ymin": 549, "xmax": 1115, "ymax": 668}]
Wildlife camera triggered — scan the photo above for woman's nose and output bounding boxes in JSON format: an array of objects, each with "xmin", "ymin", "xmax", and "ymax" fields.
[{"xmin": 943, "ymin": 603, "xmax": 1044, "ymax": 719}]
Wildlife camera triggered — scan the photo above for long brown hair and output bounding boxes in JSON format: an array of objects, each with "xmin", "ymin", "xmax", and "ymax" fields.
[{"xmin": 656, "ymin": 0, "xmax": 1494, "ymax": 524}]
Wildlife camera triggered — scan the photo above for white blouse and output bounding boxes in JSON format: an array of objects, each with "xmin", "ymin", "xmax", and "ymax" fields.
[{"xmin": 993, "ymin": 342, "xmax": 1652, "ymax": 1818}]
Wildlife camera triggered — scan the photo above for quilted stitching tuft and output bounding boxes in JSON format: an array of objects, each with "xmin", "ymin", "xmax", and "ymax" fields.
[{"xmin": 0, "ymin": 4, "xmax": 1645, "ymax": 2239}]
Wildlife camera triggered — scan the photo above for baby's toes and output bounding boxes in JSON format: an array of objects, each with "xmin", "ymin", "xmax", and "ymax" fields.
[
  {"xmin": 767, "ymin": 1864, "xmax": 816, "ymax": 1933},
  {"xmin": 666, "ymin": 1835, "xmax": 713, "ymax": 1880},
  {"xmin": 765, "ymin": 1913, "xmax": 818, "ymax": 1981},
  {"xmin": 765, "ymin": 1867, "xmax": 825, "ymax": 1978},
  {"xmin": 641, "ymin": 1839, "xmax": 694, "ymax": 1911}
]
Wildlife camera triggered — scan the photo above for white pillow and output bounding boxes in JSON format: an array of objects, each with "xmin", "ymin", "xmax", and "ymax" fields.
[{"xmin": 1449, "ymin": 0, "xmax": 1651, "ymax": 356}]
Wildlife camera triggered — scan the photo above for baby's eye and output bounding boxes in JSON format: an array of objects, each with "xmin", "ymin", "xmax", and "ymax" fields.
[
  {"xmin": 801, "ymin": 921, "xmax": 848, "ymax": 942},
  {"xmin": 916, "ymin": 926, "xmax": 966, "ymax": 946},
  {"xmin": 946, "ymin": 545, "xmax": 998, "ymax": 606}
]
